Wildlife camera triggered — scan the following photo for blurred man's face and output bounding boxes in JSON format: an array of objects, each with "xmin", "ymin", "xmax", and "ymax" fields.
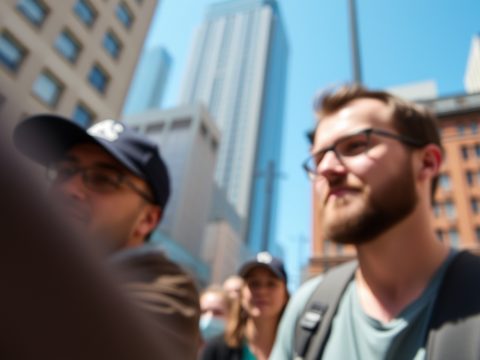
[
  {"xmin": 312, "ymin": 98, "xmax": 418, "ymax": 244},
  {"xmin": 48, "ymin": 143, "xmax": 158, "ymax": 253}
]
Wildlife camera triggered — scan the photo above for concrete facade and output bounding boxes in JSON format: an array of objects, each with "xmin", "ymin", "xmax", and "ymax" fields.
[{"xmin": 0, "ymin": 0, "xmax": 157, "ymax": 133}]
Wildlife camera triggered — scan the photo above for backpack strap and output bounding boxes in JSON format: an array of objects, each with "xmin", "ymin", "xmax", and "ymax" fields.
[
  {"xmin": 294, "ymin": 260, "xmax": 357, "ymax": 360},
  {"xmin": 426, "ymin": 250, "xmax": 480, "ymax": 360}
]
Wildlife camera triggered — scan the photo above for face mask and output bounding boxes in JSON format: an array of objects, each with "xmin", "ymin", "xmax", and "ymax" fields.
[{"xmin": 199, "ymin": 314, "xmax": 226, "ymax": 341}]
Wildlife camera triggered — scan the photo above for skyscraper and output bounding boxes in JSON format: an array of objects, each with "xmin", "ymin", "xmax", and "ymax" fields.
[
  {"xmin": 180, "ymin": 0, "xmax": 288, "ymax": 252},
  {"xmin": 465, "ymin": 34, "xmax": 480, "ymax": 94},
  {"xmin": 122, "ymin": 46, "xmax": 172, "ymax": 115}
]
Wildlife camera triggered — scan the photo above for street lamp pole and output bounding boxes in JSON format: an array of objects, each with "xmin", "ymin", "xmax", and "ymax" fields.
[{"xmin": 348, "ymin": 0, "xmax": 362, "ymax": 84}]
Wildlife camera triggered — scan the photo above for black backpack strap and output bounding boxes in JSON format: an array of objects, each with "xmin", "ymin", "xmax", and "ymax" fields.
[
  {"xmin": 426, "ymin": 250, "xmax": 480, "ymax": 360},
  {"xmin": 294, "ymin": 260, "xmax": 357, "ymax": 360}
]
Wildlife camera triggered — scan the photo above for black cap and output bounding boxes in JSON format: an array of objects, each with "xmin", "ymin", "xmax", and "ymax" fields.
[
  {"xmin": 13, "ymin": 114, "xmax": 170, "ymax": 208},
  {"xmin": 238, "ymin": 252, "xmax": 287, "ymax": 283}
]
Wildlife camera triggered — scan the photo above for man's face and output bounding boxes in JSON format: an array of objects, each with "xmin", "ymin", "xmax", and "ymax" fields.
[
  {"xmin": 312, "ymin": 98, "xmax": 419, "ymax": 245},
  {"xmin": 49, "ymin": 142, "xmax": 159, "ymax": 253}
]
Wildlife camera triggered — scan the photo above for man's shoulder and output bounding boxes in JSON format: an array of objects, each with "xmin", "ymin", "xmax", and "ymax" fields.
[
  {"xmin": 294, "ymin": 275, "xmax": 325, "ymax": 305},
  {"xmin": 110, "ymin": 245, "xmax": 186, "ymax": 275},
  {"xmin": 110, "ymin": 245, "xmax": 201, "ymax": 359}
]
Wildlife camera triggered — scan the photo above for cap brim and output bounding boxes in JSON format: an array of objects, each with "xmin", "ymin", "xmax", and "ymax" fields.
[
  {"xmin": 13, "ymin": 114, "xmax": 143, "ymax": 179},
  {"xmin": 238, "ymin": 262, "xmax": 285, "ymax": 281}
]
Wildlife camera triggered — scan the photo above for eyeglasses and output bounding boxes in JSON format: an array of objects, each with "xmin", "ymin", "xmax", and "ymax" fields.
[
  {"xmin": 303, "ymin": 128, "xmax": 426, "ymax": 180},
  {"xmin": 47, "ymin": 162, "xmax": 154, "ymax": 203}
]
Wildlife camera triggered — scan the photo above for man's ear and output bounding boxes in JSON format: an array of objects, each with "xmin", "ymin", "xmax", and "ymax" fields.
[
  {"xmin": 136, "ymin": 206, "xmax": 162, "ymax": 238},
  {"xmin": 418, "ymin": 144, "xmax": 443, "ymax": 181}
]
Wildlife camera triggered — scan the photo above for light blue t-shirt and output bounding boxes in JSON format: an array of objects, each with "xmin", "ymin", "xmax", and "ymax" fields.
[
  {"xmin": 269, "ymin": 275, "xmax": 323, "ymax": 359},
  {"xmin": 322, "ymin": 250, "xmax": 454, "ymax": 360},
  {"xmin": 269, "ymin": 251, "xmax": 457, "ymax": 360}
]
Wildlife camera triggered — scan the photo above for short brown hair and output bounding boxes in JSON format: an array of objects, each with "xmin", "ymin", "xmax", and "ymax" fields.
[{"xmin": 313, "ymin": 84, "xmax": 443, "ymax": 200}]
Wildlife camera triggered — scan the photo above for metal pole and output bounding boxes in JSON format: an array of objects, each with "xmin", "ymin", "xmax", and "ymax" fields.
[
  {"xmin": 261, "ymin": 160, "xmax": 275, "ymax": 252},
  {"xmin": 348, "ymin": 0, "xmax": 362, "ymax": 84}
]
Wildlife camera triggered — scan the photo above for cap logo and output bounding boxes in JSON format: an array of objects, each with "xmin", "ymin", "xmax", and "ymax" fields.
[
  {"xmin": 87, "ymin": 119, "xmax": 124, "ymax": 142},
  {"xmin": 256, "ymin": 252, "xmax": 273, "ymax": 264}
]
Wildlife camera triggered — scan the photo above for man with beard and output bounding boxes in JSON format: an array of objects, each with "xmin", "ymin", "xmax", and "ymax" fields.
[
  {"xmin": 270, "ymin": 85, "xmax": 480, "ymax": 360},
  {"xmin": 13, "ymin": 115, "xmax": 200, "ymax": 359}
]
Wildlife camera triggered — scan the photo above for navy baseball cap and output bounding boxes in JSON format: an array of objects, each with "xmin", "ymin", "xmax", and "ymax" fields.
[
  {"xmin": 238, "ymin": 252, "xmax": 288, "ymax": 283},
  {"xmin": 13, "ymin": 114, "xmax": 170, "ymax": 208}
]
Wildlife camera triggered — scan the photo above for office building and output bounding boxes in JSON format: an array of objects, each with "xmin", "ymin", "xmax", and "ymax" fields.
[
  {"xmin": 308, "ymin": 92, "xmax": 480, "ymax": 275},
  {"xmin": 123, "ymin": 104, "xmax": 220, "ymax": 259},
  {"xmin": 465, "ymin": 34, "xmax": 480, "ymax": 94},
  {"xmin": 122, "ymin": 45, "xmax": 171, "ymax": 115},
  {"xmin": 180, "ymin": 0, "xmax": 289, "ymax": 253},
  {"xmin": 0, "ymin": 0, "xmax": 158, "ymax": 133}
]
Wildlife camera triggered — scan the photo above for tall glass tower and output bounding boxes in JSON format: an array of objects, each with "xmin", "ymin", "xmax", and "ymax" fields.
[{"xmin": 180, "ymin": 0, "xmax": 288, "ymax": 252}]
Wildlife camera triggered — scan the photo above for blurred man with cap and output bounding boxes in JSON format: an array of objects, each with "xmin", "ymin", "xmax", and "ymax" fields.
[{"xmin": 14, "ymin": 114, "xmax": 200, "ymax": 359}]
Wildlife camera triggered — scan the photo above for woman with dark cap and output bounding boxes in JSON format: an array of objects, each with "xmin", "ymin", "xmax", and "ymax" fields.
[{"xmin": 200, "ymin": 252, "xmax": 289, "ymax": 360}]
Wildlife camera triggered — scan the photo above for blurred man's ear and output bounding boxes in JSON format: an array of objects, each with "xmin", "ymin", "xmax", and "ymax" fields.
[
  {"xmin": 419, "ymin": 144, "xmax": 442, "ymax": 181},
  {"xmin": 136, "ymin": 206, "xmax": 162, "ymax": 239}
]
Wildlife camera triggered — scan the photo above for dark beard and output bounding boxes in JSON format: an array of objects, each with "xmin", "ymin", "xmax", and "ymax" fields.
[{"xmin": 322, "ymin": 164, "xmax": 418, "ymax": 245}]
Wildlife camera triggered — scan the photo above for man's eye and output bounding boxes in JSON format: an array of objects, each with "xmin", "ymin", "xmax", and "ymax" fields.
[
  {"xmin": 87, "ymin": 171, "xmax": 118, "ymax": 188},
  {"xmin": 56, "ymin": 166, "xmax": 77, "ymax": 180},
  {"xmin": 338, "ymin": 139, "xmax": 369, "ymax": 156}
]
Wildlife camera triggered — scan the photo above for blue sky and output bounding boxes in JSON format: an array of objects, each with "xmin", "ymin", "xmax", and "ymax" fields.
[{"xmin": 144, "ymin": 0, "xmax": 480, "ymax": 287}]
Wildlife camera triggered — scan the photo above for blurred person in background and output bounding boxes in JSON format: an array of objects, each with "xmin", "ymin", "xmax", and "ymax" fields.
[
  {"xmin": 200, "ymin": 286, "xmax": 232, "ymax": 343},
  {"xmin": 223, "ymin": 275, "xmax": 244, "ymax": 301},
  {"xmin": 200, "ymin": 252, "xmax": 289, "ymax": 360},
  {"xmin": 13, "ymin": 114, "xmax": 200, "ymax": 359}
]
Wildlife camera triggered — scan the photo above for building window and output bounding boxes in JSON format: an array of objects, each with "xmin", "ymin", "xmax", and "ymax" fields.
[
  {"xmin": 433, "ymin": 203, "xmax": 441, "ymax": 218},
  {"xmin": 438, "ymin": 173, "xmax": 451, "ymax": 191},
  {"xmin": 476, "ymin": 227, "xmax": 480, "ymax": 242},
  {"xmin": 103, "ymin": 30, "xmax": 122, "ymax": 59},
  {"xmin": 74, "ymin": 0, "xmax": 97, "ymax": 27},
  {"xmin": 115, "ymin": 2, "xmax": 134, "ymax": 29},
  {"xmin": 475, "ymin": 144, "xmax": 480, "ymax": 158},
  {"xmin": 467, "ymin": 170, "xmax": 474, "ymax": 186},
  {"xmin": 171, "ymin": 118, "xmax": 191, "ymax": 129},
  {"xmin": 0, "ymin": 31, "xmax": 27, "ymax": 72},
  {"xmin": 471, "ymin": 122, "xmax": 478, "ymax": 134},
  {"xmin": 444, "ymin": 200, "xmax": 456, "ymax": 219},
  {"xmin": 436, "ymin": 229, "xmax": 444, "ymax": 242},
  {"xmin": 461, "ymin": 146, "xmax": 469, "ymax": 160},
  {"xmin": 323, "ymin": 240, "xmax": 331, "ymax": 255},
  {"xmin": 336, "ymin": 243, "xmax": 344, "ymax": 255},
  {"xmin": 471, "ymin": 198, "xmax": 480, "ymax": 214},
  {"xmin": 32, "ymin": 70, "xmax": 63, "ymax": 107},
  {"xmin": 200, "ymin": 122, "xmax": 208, "ymax": 138},
  {"xmin": 457, "ymin": 124, "xmax": 465, "ymax": 136},
  {"xmin": 448, "ymin": 228, "xmax": 460, "ymax": 248},
  {"xmin": 72, "ymin": 103, "xmax": 95, "ymax": 127},
  {"xmin": 146, "ymin": 122, "xmax": 165, "ymax": 133},
  {"xmin": 211, "ymin": 138, "xmax": 218, "ymax": 152},
  {"xmin": 88, "ymin": 64, "xmax": 109, "ymax": 93},
  {"xmin": 16, "ymin": 0, "xmax": 49, "ymax": 27},
  {"xmin": 54, "ymin": 30, "xmax": 81, "ymax": 63}
]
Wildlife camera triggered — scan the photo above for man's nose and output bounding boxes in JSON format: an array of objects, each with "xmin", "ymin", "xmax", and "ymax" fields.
[
  {"xmin": 56, "ymin": 172, "xmax": 87, "ymax": 200},
  {"xmin": 317, "ymin": 150, "xmax": 348, "ymax": 179}
]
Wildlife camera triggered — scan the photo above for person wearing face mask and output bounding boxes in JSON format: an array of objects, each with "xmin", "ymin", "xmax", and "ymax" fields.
[
  {"xmin": 199, "ymin": 286, "xmax": 231, "ymax": 343},
  {"xmin": 200, "ymin": 252, "xmax": 289, "ymax": 360}
]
